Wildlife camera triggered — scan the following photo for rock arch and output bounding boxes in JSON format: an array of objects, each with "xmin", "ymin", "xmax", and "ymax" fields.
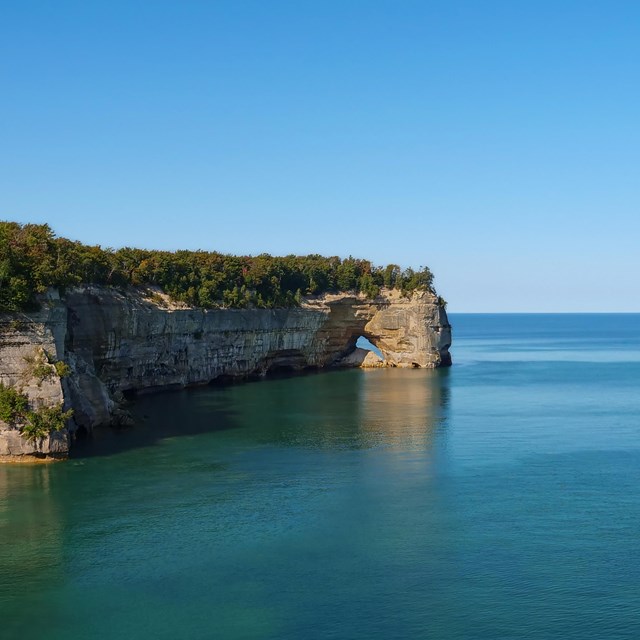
[
  {"xmin": 0, "ymin": 286, "xmax": 452, "ymax": 458},
  {"xmin": 305, "ymin": 288, "xmax": 452, "ymax": 369}
]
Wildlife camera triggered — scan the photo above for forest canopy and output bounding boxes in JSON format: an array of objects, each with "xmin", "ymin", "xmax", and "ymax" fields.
[{"xmin": 0, "ymin": 222, "xmax": 436, "ymax": 312}]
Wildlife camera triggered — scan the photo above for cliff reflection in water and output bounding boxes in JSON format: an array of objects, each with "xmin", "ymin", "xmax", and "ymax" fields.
[
  {"xmin": 0, "ymin": 464, "xmax": 63, "ymax": 613},
  {"xmin": 358, "ymin": 368, "xmax": 450, "ymax": 451},
  {"xmin": 121, "ymin": 368, "xmax": 451, "ymax": 455},
  {"xmin": 205, "ymin": 368, "xmax": 452, "ymax": 452}
]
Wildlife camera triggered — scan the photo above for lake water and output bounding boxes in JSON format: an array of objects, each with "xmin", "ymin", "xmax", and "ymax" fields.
[{"xmin": 2, "ymin": 314, "xmax": 640, "ymax": 639}]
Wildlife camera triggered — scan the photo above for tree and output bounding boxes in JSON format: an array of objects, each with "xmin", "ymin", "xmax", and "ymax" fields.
[{"xmin": 0, "ymin": 221, "xmax": 438, "ymax": 310}]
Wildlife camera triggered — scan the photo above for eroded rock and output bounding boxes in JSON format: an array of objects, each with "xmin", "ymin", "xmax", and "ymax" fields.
[
  {"xmin": 0, "ymin": 294, "xmax": 71, "ymax": 459},
  {"xmin": 0, "ymin": 286, "xmax": 451, "ymax": 459}
]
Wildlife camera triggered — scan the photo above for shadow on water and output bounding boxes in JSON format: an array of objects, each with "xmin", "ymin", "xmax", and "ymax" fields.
[
  {"xmin": 69, "ymin": 389, "xmax": 241, "ymax": 459},
  {"xmin": 2, "ymin": 367, "xmax": 457, "ymax": 639},
  {"xmin": 8, "ymin": 316, "xmax": 640, "ymax": 640},
  {"xmin": 70, "ymin": 367, "xmax": 452, "ymax": 459},
  {"xmin": 70, "ymin": 367, "xmax": 348, "ymax": 459}
]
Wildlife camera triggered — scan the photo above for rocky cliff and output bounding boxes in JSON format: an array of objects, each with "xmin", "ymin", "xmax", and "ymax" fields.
[{"xmin": 0, "ymin": 286, "xmax": 451, "ymax": 459}]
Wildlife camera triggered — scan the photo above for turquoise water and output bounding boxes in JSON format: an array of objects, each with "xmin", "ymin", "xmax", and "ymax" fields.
[{"xmin": 2, "ymin": 314, "xmax": 640, "ymax": 639}]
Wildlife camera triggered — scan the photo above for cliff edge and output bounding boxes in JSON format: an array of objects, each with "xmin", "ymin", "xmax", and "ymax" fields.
[{"xmin": 0, "ymin": 286, "xmax": 451, "ymax": 459}]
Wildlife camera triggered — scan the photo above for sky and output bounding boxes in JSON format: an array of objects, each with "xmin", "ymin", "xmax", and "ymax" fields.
[{"xmin": 1, "ymin": 1, "xmax": 639, "ymax": 312}]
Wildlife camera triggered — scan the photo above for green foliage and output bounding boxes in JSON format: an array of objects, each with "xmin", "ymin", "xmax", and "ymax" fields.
[
  {"xmin": 23, "ymin": 350, "xmax": 53, "ymax": 384},
  {"xmin": 0, "ymin": 382, "xmax": 72, "ymax": 440},
  {"xmin": 383, "ymin": 264, "xmax": 400, "ymax": 288},
  {"xmin": 32, "ymin": 362, "xmax": 54, "ymax": 382},
  {"xmin": 54, "ymin": 361, "xmax": 71, "ymax": 378},
  {"xmin": 399, "ymin": 266, "xmax": 434, "ymax": 296},
  {"xmin": 358, "ymin": 273, "xmax": 380, "ymax": 299},
  {"xmin": 22, "ymin": 405, "xmax": 73, "ymax": 442},
  {"xmin": 21, "ymin": 350, "xmax": 70, "ymax": 383},
  {"xmin": 0, "ymin": 221, "xmax": 437, "ymax": 311},
  {"xmin": 0, "ymin": 383, "xmax": 28, "ymax": 426}
]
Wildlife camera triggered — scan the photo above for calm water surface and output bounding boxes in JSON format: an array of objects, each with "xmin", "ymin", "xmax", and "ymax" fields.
[{"xmin": 2, "ymin": 314, "xmax": 640, "ymax": 639}]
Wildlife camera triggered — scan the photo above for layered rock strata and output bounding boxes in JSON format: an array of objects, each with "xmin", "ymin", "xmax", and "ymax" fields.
[
  {"xmin": 0, "ymin": 286, "xmax": 451, "ymax": 459},
  {"xmin": 0, "ymin": 292, "xmax": 70, "ymax": 458}
]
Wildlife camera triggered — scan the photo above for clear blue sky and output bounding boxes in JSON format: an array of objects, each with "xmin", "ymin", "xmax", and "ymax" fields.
[{"xmin": 2, "ymin": 1, "xmax": 639, "ymax": 311}]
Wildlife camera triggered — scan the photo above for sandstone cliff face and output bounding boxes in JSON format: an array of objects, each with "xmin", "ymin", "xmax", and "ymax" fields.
[
  {"xmin": 0, "ymin": 286, "xmax": 451, "ymax": 459},
  {"xmin": 0, "ymin": 293, "xmax": 70, "ymax": 458}
]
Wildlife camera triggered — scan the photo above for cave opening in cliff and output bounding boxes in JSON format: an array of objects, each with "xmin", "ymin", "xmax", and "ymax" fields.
[
  {"xmin": 73, "ymin": 423, "xmax": 90, "ymax": 440},
  {"xmin": 265, "ymin": 349, "xmax": 310, "ymax": 375}
]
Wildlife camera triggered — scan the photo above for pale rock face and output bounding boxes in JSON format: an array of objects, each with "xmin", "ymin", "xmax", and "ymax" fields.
[
  {"xmin": 361, "ymin": 289, "xmax": 452, "ymax": 367},
  {"xmin": 337, "ymin": 348, "xmax": 385, "ymax": 368},
  {"xmin": 0, "ymin": 286, "xmax": 451, "ymax": 459},
  {"xmin": 362, "ymin": 351, "xmax": 386, "ymax": 368},
  {"xmin": 0, "ymin": 292, "xmax": 70, "ymax": 458}
]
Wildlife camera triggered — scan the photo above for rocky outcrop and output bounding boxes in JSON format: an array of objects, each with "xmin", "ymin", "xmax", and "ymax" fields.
[
  {"xmin": 0, "ymin": 292, "xmax": 71, "ymax": 459},
  {"xmin": 0, "ymin": 286, "xmax": 451, "ymax": 459}
]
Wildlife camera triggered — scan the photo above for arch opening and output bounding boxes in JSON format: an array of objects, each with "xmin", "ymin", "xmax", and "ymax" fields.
[
  {"xmin": 355, "ymin": 336, "xmax": 384, "ymax": 360},
  {"xmin": 334, "ymin": 335, "xmax": 386, "ymax": 368}
]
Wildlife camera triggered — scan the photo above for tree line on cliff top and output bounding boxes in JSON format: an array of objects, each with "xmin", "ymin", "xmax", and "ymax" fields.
[{"xmin": 0, "ymin": 222, "xmax": 437, "ymax": 312}]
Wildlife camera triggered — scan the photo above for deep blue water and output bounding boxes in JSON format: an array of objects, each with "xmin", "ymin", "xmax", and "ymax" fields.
[{"xmin": 2, "ymin": 314, "xmax": 640, "ymax": 639}]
